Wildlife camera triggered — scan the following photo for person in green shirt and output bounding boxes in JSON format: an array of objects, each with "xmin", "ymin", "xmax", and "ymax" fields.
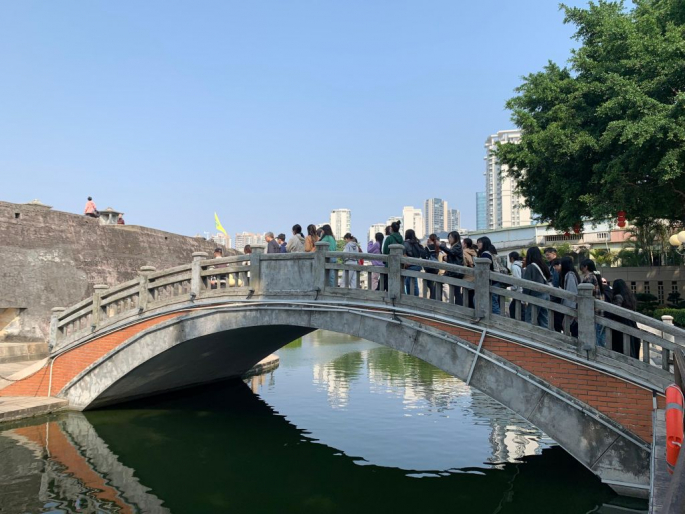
[
  {"xmin": 382, "ymin": 220, "xmax": 404, "ymax": 255},
  {"xmin": 318, "ymin": 224, "xmax": 338, "ymax": 286}
]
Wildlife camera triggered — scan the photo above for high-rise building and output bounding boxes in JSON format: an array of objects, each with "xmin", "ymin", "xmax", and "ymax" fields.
[
  {"xmin": 330, "ymin": 209, "xmax": 351, "ymax": 239},
  {"xmin": 476, "ymin": 192, "xmax": 487, "ymax": 231},
  {"xmin": 484, "ymin": 130, "xmax": 532, "ymax": 229},
  {"xmin": 368, "ymin": 223, "xmax": 386, "ymax": 243},
  {"xmin": 402, "ymin": 206, "xmax": 424, "ymax": 239},
  {"xmin": 234, "ymin": 231, "xmax": 264, "ymax": 252},
  {"xmin": 423, "ymin": 198, "xmax": 449, "ymax": 235},
  {"xmin": 211, "ymin": 232, "xmax": 231, "ymax": 249},
  {"xmin": 447, "ymin": 209, "xmax": 460, "ymax": 232}
]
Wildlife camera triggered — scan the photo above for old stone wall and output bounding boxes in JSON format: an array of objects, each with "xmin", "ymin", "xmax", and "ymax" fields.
[{"xmin": 0, "ymin": 201, "xmax": 224, "ymax": 341}]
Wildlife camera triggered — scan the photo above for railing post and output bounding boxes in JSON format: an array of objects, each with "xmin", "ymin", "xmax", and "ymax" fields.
[
  {"xmin": 474, "ymin": 258, "xmax": 491, "ymax": 321},
  {"xmin": 49, "ymin": 307, "xmax": 65, "ymax": 350},
  {"xmin": 387, "ymin": 244, "xmax": 404, "ymax": 301},
  {"xmin": 576, "ymin": 283, "xmax": 596, "ymax": 357},
  {"xmin": 249, "ymin": 244, "xmax": 266, "ymax": 294},
  {"xmin": 661, "ymin": 315, "xmax": 675, "ymax": 371},
  {"xmin": 190, "ymin": 253, "xmax": 207, "ymax": 300},
  {"xmin": 313, "ymin": 241, "xmax": 330, "ymax": 292},
  {"xmin": 138, "ymin": 265, "xmax": 157, "ymax": 311},
  {"xmin": 91, "ymin": 284, "xmax": 109, "ymax": 329}
]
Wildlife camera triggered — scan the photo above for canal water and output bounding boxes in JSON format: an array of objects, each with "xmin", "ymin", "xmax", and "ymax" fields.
[{"xmin": 0, "ymin": 331, "xmax": 647, "ymax": 513}]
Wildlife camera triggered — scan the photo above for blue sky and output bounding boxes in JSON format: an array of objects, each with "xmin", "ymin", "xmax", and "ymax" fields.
[{"xmin": 0, "ymin": 1, "xmax": 586, "ymax": 240}]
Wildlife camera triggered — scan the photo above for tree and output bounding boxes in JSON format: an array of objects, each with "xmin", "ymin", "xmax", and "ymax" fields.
[
  {"xmin": 590, "ymin": 248, "xmax": 614, "ymax": 266},
  {"xmin": 617, "ymin": 221, "xmax": 669, "ymax": 266},
  {"xmin": 495, "ymin": 0, "xmax": 685, "ymax": 230}
]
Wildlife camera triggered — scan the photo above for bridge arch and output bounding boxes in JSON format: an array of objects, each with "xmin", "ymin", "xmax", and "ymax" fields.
[{"xmin": 58, "ymin": 303, "xmax": 651, "ymax": 496}]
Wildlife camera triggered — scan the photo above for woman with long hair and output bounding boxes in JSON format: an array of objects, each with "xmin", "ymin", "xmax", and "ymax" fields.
[
  {"xmin": 440, "ymin": 231, "xmax": 464, "ymax": 305},
  {"xmin": 476, "ymin": 236, "xmax": 500, "ymax": 314},
  {"xmin": 579, "ymin": 259, "xmax": 607, "ymax": 347},
  {"xmin": 342, "ymin": 233, "xmax": 360, "ymax": 288},
  {"xmin": 508, "ymin": 251, "xmax": 523, "ymax": 320},
  {"xmin": 424, "ymin": 234, "xmax": 440, "ymax": 300},
  {"xmin": 559, "ymin": 256, "xmax": 580, "ymax": 337},
  {"xmin": 522, "ymin": 247, "xmax": 552, "ymax": 327},
  {"xmin": 609, "ymin": 279, "xmax": 640, "ymax": 358},
  {"xmin": 462, "ymin": 238, "xmax": 477, "ymax": 308},
  {"xmin": 402, "ymin": 229, "xmax": 423, "ymax": 296},
  {"xmin": 367, "ymin": 232, "xmax": 384, "ymax": 291},
  {"xmin": 304, "ymin": 224, "xmax": 319, "ymax": 252},
  {"xmin": 320, "ymin": 224, "xmax": 337, "ymax": 286}
]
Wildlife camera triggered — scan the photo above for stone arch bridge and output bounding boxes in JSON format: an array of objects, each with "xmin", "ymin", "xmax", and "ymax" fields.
[{"xmin": 2, "ymin": 242, "xmax": 684, "ymax": 498}]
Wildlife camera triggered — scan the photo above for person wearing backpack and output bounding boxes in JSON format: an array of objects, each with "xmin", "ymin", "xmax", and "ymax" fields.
[
  {"xmin": 508, "ymin": 251, "xmax": 523, "ymax": 320},
  {"xmin": 424, "ymin": 234, "xmax": 441, "ymax": 300},
  {"xmin": 522, "ymin": 246, "xmax": 552, "ymax": 328},
  {"xmin": 402, "ymin": 229, "xmax": 423, "ymax": 296},
  {"xmin": 476, "ymin": 236, "xmax": 500, "ymax": 315},
  {"xmin": 440, "ymin": 231, "xmax": 464, "ymax": 305}
]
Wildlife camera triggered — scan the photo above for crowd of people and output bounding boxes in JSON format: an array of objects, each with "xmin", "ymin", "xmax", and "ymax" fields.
[{"xmin": 254, "ymin": 220, "xmax": 640, "ymax": 358}]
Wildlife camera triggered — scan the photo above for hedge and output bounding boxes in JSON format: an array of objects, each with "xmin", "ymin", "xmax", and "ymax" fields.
[{"xmin": 653, "ymin": 309, "xmax": 685, "ymax": 328}]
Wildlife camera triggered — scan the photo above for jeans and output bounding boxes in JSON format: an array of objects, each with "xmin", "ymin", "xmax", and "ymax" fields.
[
  {"xmin": 524, "ymin": 293, "xmax": 550, "ymax": 328},
  {"xmin": 404, "ymin": 265, "xmax": 421, "ymax": 296},
  {"xmin": 595, "ymin": 324, "xmax": 606, "ymax": 347},
  {"xmin": 491, "ymin": 294, "xmax": 501, "ymax": 315}
]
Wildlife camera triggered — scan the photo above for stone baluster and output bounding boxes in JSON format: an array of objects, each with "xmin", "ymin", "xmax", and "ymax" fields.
[
  {"xmin": 138, "ymin": 265, "xmax": 157, "ymax": 311},
  {"xmin": 189, "ymin": 253, "xmax": 207, "ymax": 300},
  {"xmin": 92, "ymin": 284, "xmax": 109, "ymax": 329},
  {"xmin": 49, "ymin": 307, "xmax": 66, "ymax": 350},
  {"xmin": 661, "ymin": 315, "xmax": 675, "ymax": 371},
  {"xmin": 387, "ymin": 245, "xmax": 404, "ymax": 301},
  {"xmin": 474, "ymin": 258, "xmax": 492, "ymax": 321},
  {"xmin": 313, "ymin": 241, "xmax": 330, "ymax": 292},
  {"xmin": 249, "ymin": 244, "xmax": 266, "ymax": 294},
  {"xmin": 576, "ymin": 283, "xmax": 596, "ymax": 357}
]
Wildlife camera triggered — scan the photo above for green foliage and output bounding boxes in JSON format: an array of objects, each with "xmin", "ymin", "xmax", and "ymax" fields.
[
  {"xmin": 654, "ymin": 308, "xmax": 685, "ymax": 327},
  {"xmin": 336, "ymin": 240, "xmax": 346, "ymax": 252},
  {"xmin": 635, "ymin": 292, "xmax": 659, "ymax": 315},
  {"xmin": 667, "ymin": 291, "xmax": 685, "ymax": 309},
  {"xmin": 495, "ymin": 0, "xmax": 685, "ymax": 230},
  {"xmin": 556, "ymin": 242, "xmax": 573, "ymax": 258},
  {"xmin": 590, "ymin": 248, "xmax": 614, "ymax": 266}
]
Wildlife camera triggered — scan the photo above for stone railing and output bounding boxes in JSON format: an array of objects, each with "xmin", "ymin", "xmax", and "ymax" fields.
[{"xmin": 50, "ymin": 242, "xmax": 685, "ymax": 382}]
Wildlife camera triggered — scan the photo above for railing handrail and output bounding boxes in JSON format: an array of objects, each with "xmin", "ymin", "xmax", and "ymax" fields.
[{"xmin": 50, "ymin": 248, "xmax": 682, "ymax": 383}]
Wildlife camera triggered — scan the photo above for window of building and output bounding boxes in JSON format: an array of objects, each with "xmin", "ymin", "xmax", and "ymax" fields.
[
  {"xmin": 596, "ymin": 232, "xmax": 609, "ymax": 240},
  {"xmin": 658, "ymin": 281, "xmax": 664, "ymax": 304},
  {"xmin": 630, "ymin": 281, "xmax": 637, "ymax": 294},
  {"xmin": 673, "ymin": 281, "xmax": 679, "ymax": 294},
  {"xmin": 644, "ymin": 281, "xmax": 650, "ymax": 295}
]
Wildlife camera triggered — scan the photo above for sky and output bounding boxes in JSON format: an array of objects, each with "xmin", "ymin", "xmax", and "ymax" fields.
[{"xmin": 0, "ymin": 1, "xmax": 587, "ymax": 241}]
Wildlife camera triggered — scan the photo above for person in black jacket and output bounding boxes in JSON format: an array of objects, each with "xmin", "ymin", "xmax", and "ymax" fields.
[
  {"xmin": 403, "ymin": 229, "xmax": 423, "ymax": 296},
  {"xmin": 609, "ymin": 279, "xmax": 640, "ymax": 358},
  {"xmin": 440, "ymin": 231, "xmax": 464, "ymax": 305}
]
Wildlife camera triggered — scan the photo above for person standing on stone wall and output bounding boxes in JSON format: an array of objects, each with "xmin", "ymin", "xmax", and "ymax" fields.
[
  {"xmin": 265, "ymin": 233, "xmax": 280, "ymax": 254},
  {"xmin": 117, "ymin": 213, "xmax": 125, "ymax": 225},
  {"xmin": 84, "ymin": 197, "xmax": 98, "ymax": 218}
]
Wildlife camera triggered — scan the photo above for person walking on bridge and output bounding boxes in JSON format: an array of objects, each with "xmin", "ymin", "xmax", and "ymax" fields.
[
  {"xmin": 579, "ymin": 259, "xmax": 607, "ymax": 347},
  {"xmin": 287, "ymin": 225, "xmax": 305, "ymax": 253},
  {"xmin": 522, "ymin": 246, "xmax": 551, "ymax": 328},
  {"xmin": 265, "ymin": 232, "xmax": 280, "ymax": 254},
  {"xmin": 402, "ymin": 229, "xmax": 424, "ymax": 296},
  {"xmin": 84, "ymin": 197, "xmax": 98, "ymax": 218},
  {"xmin": 304, "ymin": 224, "xmax": 318, "ymax": 252},
  {"xmin": 343, "ymin": 233, "xmax": 360, "ymax": 288},
  {"xmin": 440, "ymin": 231, "xmax": 464, "ymax": 305},
  {"xmin": 319, "ymin": 225, "xmax": 337, "ymax": 286},
  {"xmin": 367, "ymin": 232, "xmax": 384, "ymax": 290}
]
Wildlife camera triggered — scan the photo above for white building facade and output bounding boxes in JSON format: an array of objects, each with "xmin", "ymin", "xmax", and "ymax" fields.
[
  {"xmin": 330, "ymin": 209, "xmax": 351, "ymax": 239},
  {"xmin": 423, "ymin": 198, "xmax": 448, "ymax": 235},
  {"xmin": 234, "ymin": 232, "xmax": 264, "ymax": 252},
  {"xmin": 484, "ymin": 130, "xmax": 532, "ymax": 230},
  {"xmin": 447, "ymin": 209, "xmax": 460, "ymax": 232},
  {"xmin": 402, "ymin": 206, "xmax": 424, "ymax": 239},
  {"xmin": 368, "ymin": 223, "xmax": 386, "ymax": 243}
]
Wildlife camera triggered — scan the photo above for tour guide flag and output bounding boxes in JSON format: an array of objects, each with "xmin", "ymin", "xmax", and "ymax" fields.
[{"xmin": 214, "ymin": 213, "xmax": 228, "ymax": 237}]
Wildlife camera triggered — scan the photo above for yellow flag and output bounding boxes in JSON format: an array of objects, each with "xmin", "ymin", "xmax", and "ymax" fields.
[{"xmin": 214, "ymin": 212, "xmax": 227, "ymax": 237}]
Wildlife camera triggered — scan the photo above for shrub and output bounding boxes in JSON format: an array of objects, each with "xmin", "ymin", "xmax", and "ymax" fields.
[
  {"xmin": 635, "ymin": 293, "xmax": 659, "ymax": 316},
  {"xmin": 653, "ymin": 309, "xmax": 685, "ymax": 328}
]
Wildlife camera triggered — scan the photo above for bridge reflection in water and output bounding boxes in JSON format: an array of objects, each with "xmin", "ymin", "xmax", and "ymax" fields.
[{"xmin": 1, "ymin": 331, "xmax": 648, "ymax": 514}]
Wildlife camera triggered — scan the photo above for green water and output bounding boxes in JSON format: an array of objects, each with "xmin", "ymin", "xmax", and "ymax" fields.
[{"xmin": 0, "ymin": 331, "xmax": 647, "ymax": 513}]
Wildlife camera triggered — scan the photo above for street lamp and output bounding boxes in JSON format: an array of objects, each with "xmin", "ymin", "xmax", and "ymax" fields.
[{"xmin": 669, "ymin": 231, "xmax": 685, "ymax": 254}]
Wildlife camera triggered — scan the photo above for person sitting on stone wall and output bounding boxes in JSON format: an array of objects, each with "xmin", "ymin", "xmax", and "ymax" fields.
[
  {"xmin": 117, "ymin": 213, "xmax": 125, "ymax": 225},
  {"xmin": 84, "ymin": 197, "xmax": 99, "ymax": 218}
]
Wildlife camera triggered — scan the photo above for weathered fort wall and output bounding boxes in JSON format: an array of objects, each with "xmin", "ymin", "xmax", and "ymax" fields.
[{"xmin": 0, "ymin": 200, "xmax": 223, "ymax": 342}]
